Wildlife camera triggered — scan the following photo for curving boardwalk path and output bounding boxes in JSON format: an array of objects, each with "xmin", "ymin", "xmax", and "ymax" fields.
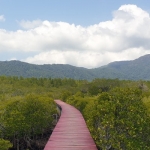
[{"xmin": 44, "ymin": 100, "xmax": 97, "ymax": 150}]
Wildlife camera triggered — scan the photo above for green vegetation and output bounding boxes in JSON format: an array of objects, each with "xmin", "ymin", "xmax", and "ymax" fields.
[
  {"xmin": 66, "ymin": 79, "xmax": 150, "ymax": 150},
  {"xmin": 0, "ymin": 139, "xmax": 12, "ymax": 150},
  {"xmin": 0, "ymin": 76, "xmax": 150, "ymax": 149},
  {"xmin": 84, "ymin": 88, "xmax": 150, "ymax": 149}
]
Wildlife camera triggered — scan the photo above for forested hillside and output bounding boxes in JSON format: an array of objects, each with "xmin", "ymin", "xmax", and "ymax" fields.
[
  {"xmin": 0, "ymin": 61, "xmax": 95, "ymax": 80},
  {"xmin": 1, "ymin": 54, "xmax": 150, "ymax": 80},
  {"xmin": 105, "ymin": 54, "xmax": 150, "ymax": 80},
  {"xmin": 1, "ymin": 76, "xmax": 150, "ymax": 149}
]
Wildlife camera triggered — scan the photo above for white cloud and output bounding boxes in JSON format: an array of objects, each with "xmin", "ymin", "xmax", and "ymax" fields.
[
  {"xmin": 23, "ymin": 47, "xmax": 148, "ymax": 68},
  {"xmin": 10, "ymin": 57, "xmax": 17, "ymax": 61},
  {"xmin": 1, "ymin": 5, "xmax": 150, "ymax": 68},
  {"xmin": 18, "ymin": 20, "xmax": 43, "ymax": 29},
  {"xmin": 0, "ymin": 15, "xmax": 5, "ymax": 22},
  {"xmin": 23, "ymin": 50, "xmax": 105, "ymax": 68}
]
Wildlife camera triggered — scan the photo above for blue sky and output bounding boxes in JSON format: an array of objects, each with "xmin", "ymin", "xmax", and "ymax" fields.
[
  {"xmin": 0, "ymin": 0, "xmax": 150, "ymax": 68},
  {"xmin": 1, "ymin": 0, "xmax": 150, "ymax": 30}
]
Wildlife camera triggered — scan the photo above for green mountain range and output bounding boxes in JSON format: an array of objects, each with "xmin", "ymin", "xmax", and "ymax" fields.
[{"xmin": 0, "ymin": 54, "xmax": 150, "ymax": 80}]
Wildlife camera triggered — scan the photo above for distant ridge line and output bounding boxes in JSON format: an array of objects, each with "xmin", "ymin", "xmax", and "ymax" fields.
[{"xmin": 0, "ymin": 54, "xmax": 150, "ymax": 80}]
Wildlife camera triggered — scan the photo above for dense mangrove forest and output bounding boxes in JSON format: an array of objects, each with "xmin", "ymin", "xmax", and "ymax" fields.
[{"xmin": 0, "ymin": 76, "xmax": 150, "ymax": 149}]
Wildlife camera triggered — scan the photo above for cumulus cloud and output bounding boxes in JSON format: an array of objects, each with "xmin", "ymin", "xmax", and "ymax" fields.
[
  {"xmin": 0, "ymin": 15, "xmax": 5, "ymax": 22},
  {"xmin": 0, "ymin": 4, "xmax": 150, "ymax": 68},
  {"xmin": 18, "ymin": 20, "xmax": 43, "ymax": 29},
  {"xmin": 24, "ymin": 50, "xmax": 105, "ymax": 68},
  {"xmin": 24, "ymin": 47, "xmax": 149, "ymax": 68}
]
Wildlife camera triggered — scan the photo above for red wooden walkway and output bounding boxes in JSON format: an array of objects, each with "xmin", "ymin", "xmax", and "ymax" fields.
[{"xmin": 44, "ymin": 100, "xmax": 97, "ymax": 150}]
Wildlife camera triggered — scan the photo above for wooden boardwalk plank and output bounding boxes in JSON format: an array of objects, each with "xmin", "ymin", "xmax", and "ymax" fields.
[{"xmin": 44, "ymin": 100, "xmax": 97, "ymax": 150}]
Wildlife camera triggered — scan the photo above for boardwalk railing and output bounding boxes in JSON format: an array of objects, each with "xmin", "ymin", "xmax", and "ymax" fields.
[{"xmin": 44, "ymin": 100, "xmax": 97, "ymax": 150}]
